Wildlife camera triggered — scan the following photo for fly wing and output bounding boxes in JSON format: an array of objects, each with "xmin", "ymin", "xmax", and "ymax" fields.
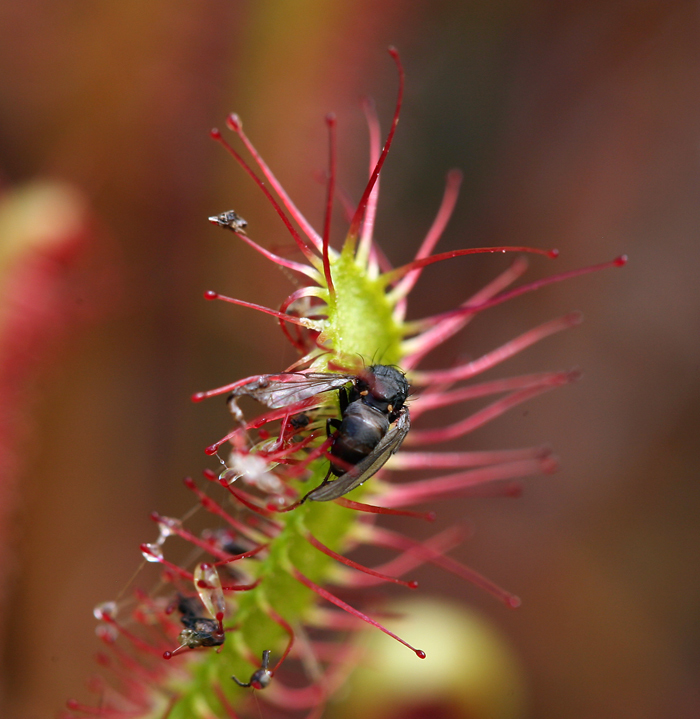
[
  {"xmin": 307, "ymin": 409, "xmax": 411, "ymax": 502},
  {"xmin": 229, "ymin": 373, "xmax": 352, "ymax": 409}
]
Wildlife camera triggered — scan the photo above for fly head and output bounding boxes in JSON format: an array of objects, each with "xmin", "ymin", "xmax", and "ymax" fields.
[{"xmin": 356, "ymin": 365, "xmax": 409, "ymax": 420}]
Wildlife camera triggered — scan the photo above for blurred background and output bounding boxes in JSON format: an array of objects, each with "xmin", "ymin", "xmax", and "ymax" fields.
[{"xmin": 0, "ymin": 1, "xmax": 699, "ymax": 717}]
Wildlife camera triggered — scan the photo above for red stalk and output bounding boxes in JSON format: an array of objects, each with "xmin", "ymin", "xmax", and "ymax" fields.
[
  {"xmin": 214, "ymin": 544, "xmax": 268, "ymax": 566},
  {"xmin": 218, "ymin": 480, "xmax": 278, "ymax": 521},
  {"xmin": 210, "ymin": 129, "xmax": 317, "ymax": 263},
  {"xmin": 305, "ymin": 532, "xmax": 418, "ymax": 588},
  {"xmin": 149, "ymin": 511, "xmax": 241, "ymax": 563},
  {"xmin": 203, "ymin": 291, "xmax": 321, "ymax": 329},
  {"xmin": 211, "ymin": 225, "xmax": 320, "ymax": 280},
  {"xmin": 389, "ymin": 446, "xmax": 551, "ymax": 471},
  {"xmin": 410, "ymin": 312, "xmax": 582, "ymax": 385},
  {"xmin": 226, "ymin": 113, "xmax": 323, "ymax": 251},
  {"xmin": 98, "ymin": 613, "xmax": 167, "ymax": 659},
  {"xmin": 352, "ymin": 525, "xmax": 468, "ymax": 588},
  {"xmin": 267, "ymin": 607, "xmax": 296, "ymax": 674},
  {"xmin": 400, "ymin": 257, "xmax": 530, "ymax": 369},
  {"xmin": 370, "ymin": 527, "xmax": 521, "ymax": 608},
  {"xmin": 221, "ymin": 579, "xmax": 261, "ymax": 592},
  {"xmin": 213, "ymin": 684, "xmax": 243, "ymax": 718},
  {"xmin": 357, "ymin": 96, "xmax": 382, "ymax": 262},
  {"xmin": 291, "ymin": 568, "xmax": 426, "ymax": 658},
  {"xmin": 416, "ymin": 255, "xmax": 628, "ymax": 326},
  {"xmin": 346, "ymin": 48, "xmax": 404, "ymax": 248},
  {"xmin": 382, "ymin": 245, "xmax": 558, "ymax": 287},
  {"xmin": 322, "ymin": 113, "xmax": 336, "ymax": 296},
  {"xmin": 410, "ymin": 371, "xmax": 577, "ymax": 417},
  {"xmin": 380, "ymin": 457, "xmax": 558, "ymax": 507},
  {"xmin": 278, "ymin": 287, "xmax": 325, "ymax": 352},
  {"xmin": 140, "ymin": 543, "xmax": 194, "ymax": 583},
  {"xmin": 393, "ymin": 169, "xmax": 463, "ymax": 319},
  {"xmin": 410, "ymin": 378, "xmax": 576, "ymax": 445},
  {"xmin": 334, "ymin": 497, "xmax": 436, "ymax": 521}
]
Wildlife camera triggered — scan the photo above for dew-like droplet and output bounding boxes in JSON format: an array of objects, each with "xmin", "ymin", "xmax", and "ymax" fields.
[
  {"xmin": 95, "ymin": 624, "xmax": 118, "ymax": 642},
  {"xmin": 226, "ymin": 113, "xmax": 242, "ymax": 132},
  {"xmin": 505, "ymin": 594, "xmax": 522, "ymax": 609},
  {"xmin": 194, "ymin": 563, "xmax": 226, "ymax": 621},
  {"xmin": 93, "ymin": 601, "xmax": 117, "ymax": 620},
  {"xmin": 157, "ymin": 515, "xmax": 182, "ymax": 537},
  {"xmin": 219, "ymin": 468, "xmax": 240, "ymax": 485},
  {"xmin": 141, "ymin": 543, "xmax": 163, "ymax": 562}
]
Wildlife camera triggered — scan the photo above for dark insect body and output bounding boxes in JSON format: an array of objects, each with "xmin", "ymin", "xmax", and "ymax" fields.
[
  {"xmin": 227, "ymin": 365, "xmax": 410, "ymax": 502},
  {"xmin": 209, "ymin": 209, "xmax": 248, "ymax": 235},
  {"xmin": 176, "ymin": 595, "xmax": 225, "ymax": 650},
  {"xmin": 312, "ymin": 364, "xmax": 410, "ymax": 501},
  {"xmin": 289, "ymin": 412, "xmax": 310, "ymax": 430},
  {"xmin": 232, "ymin": 649, "xmax": 273, "ymax": 690}
]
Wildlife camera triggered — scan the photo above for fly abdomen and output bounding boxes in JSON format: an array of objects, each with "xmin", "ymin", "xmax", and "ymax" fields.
[{"xmin": 330, "ymin": 402, "xmax": 389, "ymax": 475}]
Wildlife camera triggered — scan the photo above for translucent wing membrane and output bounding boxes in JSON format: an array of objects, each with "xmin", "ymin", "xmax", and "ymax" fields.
[
  {"xmin": 307, "ymin": 410, "xmax": 411, "ymax": 501},
  {"xmin": 227, "ymin": 372, "xmax": 352, "ymax": 410}
]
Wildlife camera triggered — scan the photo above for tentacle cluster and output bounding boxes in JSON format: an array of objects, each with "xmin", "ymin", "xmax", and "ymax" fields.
[{"xmin": 65, "ymin": 48, "xmax": 625, "ymax": 719}]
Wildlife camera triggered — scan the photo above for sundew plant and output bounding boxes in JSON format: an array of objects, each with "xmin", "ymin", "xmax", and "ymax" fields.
[{"xmin": 66, "ymin": 49, "xmax": 626, "ymax": 719}]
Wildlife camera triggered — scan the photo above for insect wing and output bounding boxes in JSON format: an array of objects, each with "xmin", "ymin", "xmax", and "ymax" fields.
[
  {"xmin": 230, "ymin": 373, "xmax": 352, "ymax": 409},
  {"xmin": 307, "ymin": 409, "xmax": 411, "ymax": 501}
]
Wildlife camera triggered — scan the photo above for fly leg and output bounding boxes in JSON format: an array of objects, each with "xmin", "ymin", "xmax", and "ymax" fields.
[
  {"xmin": 338, "ymin": 385, "xmax": 350, "ymax": 414},
  {"xmin": 296, "ymin": 417, "xmax": 341, "ymax": 505},
  {"xmin": 326, "ymin": 417, "xmax": 342, "ymax": 437}
]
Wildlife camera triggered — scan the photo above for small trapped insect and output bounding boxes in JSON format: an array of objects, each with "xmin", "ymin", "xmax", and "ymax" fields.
[
  {"xmin": 208, "ymin": 209, "xmax": 248, "ymax": 235},
  {"xmin": 232, "ymin": 649, "xmax": 273, "ymax": 690},
  {"xmin": 289, "ymin": 412, "xmax": 310, "ymax": 430},
  {"xmin": 228, "ymin": 365, "xmax": 410, "ymax": 502},
  {"xmin": 174, "ymin": 595, "xmax": 225, "ymax": 651}
]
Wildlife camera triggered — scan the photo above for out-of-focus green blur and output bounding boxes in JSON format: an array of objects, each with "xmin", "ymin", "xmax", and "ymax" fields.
[{"xmin": 335, "ymin": 598, "xmax": 528, "ymax": 719}]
